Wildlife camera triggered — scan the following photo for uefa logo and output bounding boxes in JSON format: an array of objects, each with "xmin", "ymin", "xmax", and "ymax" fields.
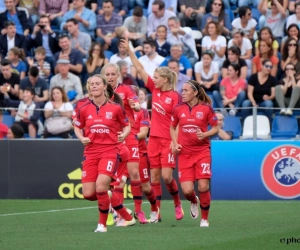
[{"xmin": 261, "ymin": 145, "xmax": 300, "ymax": 199}]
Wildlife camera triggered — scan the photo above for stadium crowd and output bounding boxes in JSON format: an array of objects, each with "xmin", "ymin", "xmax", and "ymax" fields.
[{"xmin": 0, "ymin": 0, "xmax": 299, "ymax": 140}]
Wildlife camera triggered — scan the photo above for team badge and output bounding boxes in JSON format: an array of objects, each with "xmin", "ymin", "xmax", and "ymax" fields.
[
  {"xmin": 119, "ymin": 93, "xmax": 125, "ymax": 99},
  {"xmin": 165, "ymin": 97, "xmax": 171, "ymax": 104},
  {"xmin": 105, "ymin": 112, "xmax": 112, "ymax": 119},
  {"xmin": 261, "ymin": 145, "xmax": 300, "ymax": 199},
  {"xmin": 196, "ymin": 112, "xmax": 203, "ymax": 119}
]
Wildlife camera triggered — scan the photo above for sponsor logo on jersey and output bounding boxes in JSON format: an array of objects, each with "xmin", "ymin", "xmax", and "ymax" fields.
[
  {"xmin": 261, "ymin": 145, "xmax": 300, "ymax": 199},
  {"xmin": 119, "ymin": 93, "xmax": 125, "ymax": 99},
  {"xmin": 152, "ymin": 102, "xmax": 166, "ymax": 115},
  {"xmin": 165, "ymin": 97, "xmax": 172, "ymax": 104},
  {"xmin": 105, "ymin": 112, "xmax": 112, "ymax": 119},
  {"xmin": 90, "ymin": 124, "xmax": 110, "ymax": 133},
  {"xmin": 182, "ymin": 125, "xmax": 199, "ymax": 133},
  {"xmin": 187, "ymin": 119, "xmax": 195, "ymax": 122},
  {"xmin": 196, "ymin": 112, "xmax": 203, "ymax": 119},
  {"xmin": 180, "ymin": 113, "xmax": 186, "ymax": 118},
  {"xmin": 87, "ymin": 115, "xmax": 93, "ymax": 119}
]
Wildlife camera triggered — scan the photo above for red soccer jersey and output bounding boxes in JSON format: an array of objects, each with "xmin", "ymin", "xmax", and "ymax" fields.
[
  {"xmin": 147, "ymin": 76, "xmax": 181, "ymax": 140},
  {"xmin": 72, "ymin": 97, "xmax": 91, "ymax": 120},
  {"xmin": 75, "ymin": 100, "xmax": 129, "ymax": 157},
  {"xmin": 134, "ymin": 108, "xmax": 150, "ymax": 154},
  {"xmin": 0, "ymin": 123, "xmax": 8, "ymax": 139},
  {"xmin": 114, "ymin": 84, "xmax": 139, "ymax": 131},
  {"xmin": 171, "ymin": 102, "xmax": 218, "ymax": 154}
]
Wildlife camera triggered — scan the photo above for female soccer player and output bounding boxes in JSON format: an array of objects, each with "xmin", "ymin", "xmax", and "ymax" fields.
[
  {"xmin": 170, "ymin": 80, "xmax": 219, "ymax": 227},
  {"xmin": 74, "ymin": 74, "xmax": 136, "ymax": 233},
  {"xmin": 122, "ymin": 38, "xmax": 184, "ymax": 220},
  {"xmin": 101, "ymin": 63, "xmax": 159, "ymax": 224}
]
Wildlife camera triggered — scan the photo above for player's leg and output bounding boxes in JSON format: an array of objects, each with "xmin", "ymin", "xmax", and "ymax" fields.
[{"xmin": 81, "ymin": 157, "xmax": 98, "ymax": 201}]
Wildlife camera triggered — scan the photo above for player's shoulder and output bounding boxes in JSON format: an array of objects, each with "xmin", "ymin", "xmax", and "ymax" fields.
[
  {"xmin": 139, "ymin": 108, "xmax": 150, "ymax": 118},
  {"xmin": 173, "ymin": 102, "xmax": 186, "ymax": 112},
  {"xmin": 200, "ymin": 102, "xmax": 215, "ymax": 113}
]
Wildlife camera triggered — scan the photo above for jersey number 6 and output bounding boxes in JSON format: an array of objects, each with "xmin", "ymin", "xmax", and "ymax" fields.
[{"xmin": 106, "ymin": 161, "xmax": 114, "ymax": 172}]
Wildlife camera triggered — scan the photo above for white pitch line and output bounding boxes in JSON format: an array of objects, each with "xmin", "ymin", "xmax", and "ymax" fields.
[{"xmin": 0, "ymin": 203, "xmax": 135, "ymax": 217}]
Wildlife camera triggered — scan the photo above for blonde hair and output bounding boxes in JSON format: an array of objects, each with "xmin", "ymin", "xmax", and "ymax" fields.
[
  {"xmin": 85, "ymin": 77, "xmax": 93, "ymax": 98},
  {"xmin": 154, "ymin": 66, "xmax": 177, "ymax": 91},
  {"xmin": 100, "ymin": 63, "xmax": 121, "ymax": 77}
]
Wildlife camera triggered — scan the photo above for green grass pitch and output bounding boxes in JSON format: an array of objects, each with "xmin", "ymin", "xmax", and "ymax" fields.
[{"xmin": 0, "ymin": 200, "xmax": 300, "ymax": 250}]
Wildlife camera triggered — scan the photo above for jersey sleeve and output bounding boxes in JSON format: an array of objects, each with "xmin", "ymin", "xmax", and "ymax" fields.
[
  {"xmin": 116, "ymin": 105, "xmax": 129, "ymax": 128},
  {"xmin": 139, "ymin": 109, "xmax": 150, "ymax": 128},
  {"xmin": 173, "ymin": 91, "xmax": 182, "ymax": 107},
  {"xmin": 126, "ymin": 85, "xmax": 139, "ymax": 103},
  {"xmin": 74, "ymin": 106, "xmax": 86, "ymax": 129},
  {"xmin": 207, "ymin": 106, "xmax": 218, "ymax": 127},
  {"xmin": 146, "ymin": 76, "xmax": 155, "ymax": 93},
  {"xmin": 171, "ymin": 106, "xmax": 180, "ymax": 127}
]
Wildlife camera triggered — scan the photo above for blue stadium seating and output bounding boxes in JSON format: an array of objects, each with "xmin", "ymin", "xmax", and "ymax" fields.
[
  {"xmin": 225, "ymin": 9, "xmax": 234, "ymax": 22},
  {"xmin": 271, "ymin": 115, "xmax": 298, "ymax": 139},
  {"xmin": 104, "ymin": 50, "xmax": 114, "ymax": 60},
  {"xmin": 2, "ymin": 114, "xmax": 14, "ymax": 127},
  {"xmin": 223, "ymin": 116, "xmax": 242, "ymax": 139},
  {"xmin": 251, "ymin": 8, "xmax": 261, "ymax": 30}
]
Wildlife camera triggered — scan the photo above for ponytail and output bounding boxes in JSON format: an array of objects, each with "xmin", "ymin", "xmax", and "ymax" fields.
[
  {"xmin": 170, "ymin": 71, "xmax": 177, "ymax": 91},
  {"xmin": 187, "ymin": 80, "xmax": 212, "ymax": 105},
  {"xmin": 106, "ymin": 84, "xmax": 124, "ymax": 107}
]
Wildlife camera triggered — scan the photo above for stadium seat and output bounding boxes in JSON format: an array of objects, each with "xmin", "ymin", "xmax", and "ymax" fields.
[
  {"xmin": 223, "ymin": 116, "xmax": 242, "ymax": 139},
  {"xmin": 104, "ymin": 50, "xmax": 114, "ymax": 60},
  {"xmin": 207, "ymin": 93, "xmax": 216, "ymax": 109},
  {"xmin": 251, "ymin": 8, "xmax": 261, "ymax": 30},
  {"xmin": 225, "ymin": 9, "xmax": 234, "ymax": 22},
  {"xmin": 2, "ymin": 114, "xmax": 14, "ymax": 127},
  {"xmin": 271, "ymin": 115, "xmax": 298, "ymax": 139},
  {"xmin": 242, "ymin": 115, "xmax": 270, "ymax": 139}
]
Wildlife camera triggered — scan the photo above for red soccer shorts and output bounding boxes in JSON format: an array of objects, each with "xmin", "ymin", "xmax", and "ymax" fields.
[
  {"xmin": 81, "ymin": 156, "xmax": 119, "ymax": 183},
  {"xmin": 177, "ymin": 153, "xmax": 212, "ymax": 183},
  {"xmin": 139, "ymin": 153, "xmax": 150, "ymax": 183},
  {"xmin": 148, "ymin": 136, "xmax": 176, "ymax": 169}
]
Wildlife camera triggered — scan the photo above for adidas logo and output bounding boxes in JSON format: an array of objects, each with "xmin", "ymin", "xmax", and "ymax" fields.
[
  {"xmin": 180, "ymin": 113, "xmax": 186, "ymax": 118},
  {"xmin": 88, "ymin": 115, "xmax": 93, "ymax": 119}
]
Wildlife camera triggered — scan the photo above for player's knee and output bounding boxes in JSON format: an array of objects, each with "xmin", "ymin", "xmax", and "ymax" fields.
[
  {"xmin": 162, "ymin": 175, "xmax": 172, "ymax": 184},
  {"xmin": 129, "ymin": 170, "xmax": 140, "ymax": 180},
  {"xmin": 198, "ymin": 186, "xmax": 209, "ymax": 193},
  {"xmin": 96, "ymin": 184, "xmax": 109, "ymax": 193},
  {"xmin": 141, "ymin": 183, "xmax": 151, "ymax": 193},
  {"xmin": 150, "ymin": 170, "xmax": 160, "ymax": 183},
  {"xmin": 182, "ymin": 187, "xmax": 194, "ymax": 196}
]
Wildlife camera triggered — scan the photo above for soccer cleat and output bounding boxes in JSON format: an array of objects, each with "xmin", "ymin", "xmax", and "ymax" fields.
[
  {"xmin": 135, "ymin": 211, "xmax": 148, "ymax": 224},
  {"xmin": 116, "ymin": 217, "xmax": 136, "ymax": 227},
  {"xmin": 94, "ymin": 224, "xmax": 107, "ymax": 233},
  {"xmin": 149, "ymin": 207, "xmax": 160, "ymax": 223},
  {"xmin": 280, "ymin": 109, "xmax": 286, "ymax": 115},
  {"xmin": 286, "ymin": 108, "xmax": 293, "ymax": 115},
  {"xmin": 175, "ymin": 204, "xmax": 184, "ymax": 220},
  {"xmin": 200, "ymin": 219, "xmax": 209, "ymax": 227},
  {"xmin": 190, "ymin": 196, "xmax": 199, "ymax": 219},
  {"xmin": 126, "ymin": 207, "xmax": 133, "ymax": 215},
  {"xmin": 106, "ymin": 212, "xmax": 115, "ymax": 226}
]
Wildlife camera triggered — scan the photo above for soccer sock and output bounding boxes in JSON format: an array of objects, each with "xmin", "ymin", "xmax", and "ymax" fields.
[
  {"xmin": 151, "ymin": 182, "xmax": 162, "ymax": 209},
  {"xmin": 184, "ymin": 191, "xmax": 197, "ymax": 204},
  {"xmin": 199, "ymin": 190, "xmax": 211, "ymax": 220},
  {"xmin": 83, "ymin": 192, "xmax": 97, "ymax": 201},
  {"xmin": 144, "ymin": 187, "xmax": 158, "ymax": 212},
  {"xmin": 111, "ymin": 191, "xmax": 133, "ymax": 221},
  {"xmin": 166, "ymin": 178, "xmax": 181, "ymax": 206},
  {"xmin": 114, "ymin": 187, "xmax": 124, "ymax": 204},
  {"xmin": 96, "ymin": 191, "xmax": 110, "ymax": 227},
  {"xmin": 131, "ymin": 180, "xmax": 143, "ymax": 213}
]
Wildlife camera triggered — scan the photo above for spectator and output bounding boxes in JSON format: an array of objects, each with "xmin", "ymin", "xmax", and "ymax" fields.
[
  {"xmin": 0, "ymin": 0, "xmax": 32, "ymax": 37},
  {"xmin": 30, "ymin": 14, "xmax": 60, "ymax": 71},
  {"xmin": 0, "ymin": 59, "xmax": 20, "ymax": 107},
  {"xmin": 252, "ymin": 39, "xmax": 279, "ymax": 77},
  {"xmin": 123, "ymin": 6, "xmax": 147, "ymax": 47},
  {"xmin": 281, "ymin": 24, "xmax": 300, "ymax": 54},
  {"xmin": 167, "ymin": 58, "xmax": 190, "ymax": 94},
  {"xmin": 242, "ymin": 59, "xmax": 276, "ymax": 120},
  {"xmin": 178, "ymin": 0, "xmax": 205, "ymax": 31},
  {"xmin": 211, "ymin": 111, "xmax": 233, "ymax": 140},
  {"xmin": 167, "ymin": 16, "xmax": 199, "ymax": 66},
  {"xmin": 238, "ymin": 0, "xmax": 259, "ymax": 8},
  {"xmin": 138, "ymin": 87, "xmax": 147, "ymax": 109},
  {"xmin": 54, "ymin": 34, "xmax": 83, "ymax": 76},
  {"xmin": 19, "ymin": 66, "xmax": 49, "ymax": 105},
  {"xmin": 201, "ymin": 20, "xmax": 227, "ymax": 69},
  {"xmin": 281, "ymin": 38, "xmax": 300, "ymax": 79},
  {"xmin": 222, "ymin": 46, "xmax": 248, "ymax": 79},
  {"xmin": 2, "ymin": 86, "xmax": 41, "ymax": 138},
  {"xmin": 18, "ymin": 0, "xmax": 39, "ymax": 24},
  {"xmin": 228, "ymin": 29, "xmax": 253, "ymax": 76},
  {"xmin": 147, "ymin": 0, "xmax": 177, "ymax": 15},
  {"xmin": 39, "ymin": 0, "xmax": 68, "ymax": 29},
  {"xmin": 201, "ymin": 0, "xmax": 231, "ymax": 37},
  {"xmin": 27, "ymin": 47, "xmax": 51, "ymax": 82},
  {"xmin": 276, "ymin": 63, "xmax": 300, "ymax": 115},
  {"xmin": 44, "ymin": 86, "xmax": 73, "ymax": 138},
  {"xmin": 0, "ymin": 21, "xmax": 27, "ymax": 59},
  {"xmin": 116, "ymin": 60, "xmax": 137, "ymax": 86},
  {"xmin": 67, "ymin": 18, "xmax": 91, "ymax": 59},
  {"xmin": 96, "ymin": 0, "xmax": 122, "ymax": 54},
  {"xmin": 7, "ymin": 47, "xmax": 26, "ymax": 80},
  {"xmin": 288, "ymin": 0, "xmax": 300, "ymax": 13},
  {"xmin": 213, "ymin": 63, "xmax": 247, "ymax": 116},
  {"xmin": 138, "ymin": 39, "xmax": 164, "ymax": 77},
  {"xmin": 232, "ymin": 6, "xmax": 257, "ymax": 41},
  {"xmin": 50, "ymin": 59, "xmax": 83, "ymax": 104},
  {"xmin": 98, "ymin": 0, "xmax": 128, "ymax": 17},
  {"xmin": 194, "ymin": 50, "xmax": 219, "ymax": 93},
  {"xmin": 109, "ymin": 39, "xmax": 135, "ymax": 76},
  {"xmin": 287, "ymin": 3, "xmax": 300, "ymax": 29},
  {"xmin": 61, "ymin": 0, "xmax": 97, "ymax": 38},
  {"xmin": 86, "ymin": 42, "xmax": 108, "ymax": 76},
  {"xmin": 0, "ymin": 110, "xmax": 8, "ymax": 138},
  {"xmin": 258, "ymin": 0, "xmax": 286, "ymax": 41},
  {"xmin": 155, "ymin": 25, "xmax": 171, "ymax": 57},
  {"xmin": 160, "ymin": 44, "xmax": 193, "ymax": 78},
  {"xmin": 147, "ymin": 0, "xmax": 176, "ymax": 39},
  {"xmin": 255, "ymin": 27, "xmax": 278, "ymax": 57},
  {"xmin": 84, "ymin": 0, "xmax": 98, "ymax": 12},
  {"xmin": 6, "ymin": 123, "xmax": 24, "ymax": 139}
]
